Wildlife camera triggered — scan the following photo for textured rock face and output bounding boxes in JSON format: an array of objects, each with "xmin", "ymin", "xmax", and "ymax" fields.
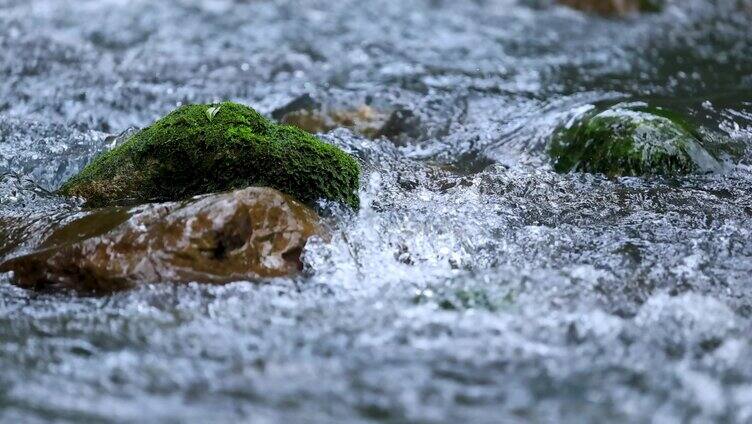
[
  {"xmin": 271, "ymin": 94, "xmax": 392, "ymax": 139},
  {"xmin": 0, "ymin": 187, "xmax": 324, "ymax": 293},
  {"xmin": 59, "ymin": 102, "xmax": 361, "ymax": 209},
  {"xmin": 280, "ymin": 105, "xmax": 390, "ymax": 139},
  {"xmin": 558, "ymin": 0, "xmax": 663, "ymax": 16},
  {"xmin": 549, "ymin": 104, "xmax": 737, "ymax": 176}
]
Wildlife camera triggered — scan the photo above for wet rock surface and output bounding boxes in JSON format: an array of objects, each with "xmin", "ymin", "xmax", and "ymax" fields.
[
  {"xmin": 271, "ymin": 93, "xmax": 393, "ymax": 139},
  {"xmin": 558, "ymin": 0, "xmax": 664, "ymax": 16},
  {"xmin": 60, "ymin": 101, "xmax": 361, "ymax": 208},
  {"xmin": 0, "ymin": 0, "xmax": 751, "ymax": 423},
  {"xmin": 0, "ymin": 173, "xmax": 81, "ymax": 258},
  {"xmin": 549, "ymin": 103, "xmax": 740, "ymax": 175},
  {"xmin": 279, "ymin": 104, "xmax": 390, "ymax": 139},
  {"xmin": 1, "ymin": 187, "xmax": 324, "ymax": 293}
]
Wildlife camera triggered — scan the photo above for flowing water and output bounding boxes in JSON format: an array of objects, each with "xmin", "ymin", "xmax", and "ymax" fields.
[{"xmin": 1, "ymin": 0, "xmax": 752, "ymax": 422}]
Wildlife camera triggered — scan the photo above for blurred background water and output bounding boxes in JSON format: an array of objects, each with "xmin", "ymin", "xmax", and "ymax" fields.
[{"xmin": 1, "ymin": 0, "xmax": 751, "ymax": 422}]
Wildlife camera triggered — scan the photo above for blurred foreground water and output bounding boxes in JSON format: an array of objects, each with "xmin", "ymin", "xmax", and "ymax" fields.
[{"xmin": 1, "ymin": 0, "xmax": 752, "ymax": 422}]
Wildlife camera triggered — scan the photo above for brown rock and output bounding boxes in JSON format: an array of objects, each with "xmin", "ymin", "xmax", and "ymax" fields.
[
  {"xmin": 0, "ymin": 187, "xmax": 325, "ymax": 293},
  {"xmin": 558, "ymin": 0, "xmax": 657, "ymax": 16},
  {"xmin": 280, "ymin": 105, "xmax": 390, "ymax": 139}
]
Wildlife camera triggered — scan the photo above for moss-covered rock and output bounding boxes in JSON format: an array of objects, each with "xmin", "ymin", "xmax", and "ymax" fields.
[
  {"xmin": 550, "ymin": 103, "xmax": 739, "ymax": 176},
  {"xmin": 59, "ymin": 102, "xmax": 360, "ymax": 208}
]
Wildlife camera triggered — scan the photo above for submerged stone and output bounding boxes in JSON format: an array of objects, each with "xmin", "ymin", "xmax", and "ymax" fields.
[
  {"xmin": 274, "ymin": 97, "xmax": 390, "ymax": 140},
  {"xmin": 558, "ymin": 0, "xmax": 664, "ymax": 16},
  {"xmin": 0, "ymin": 187, "xmax": 324, "ymax": 293},
  {"xmin": 59, "ymin": 102, "xmax": 360, "ymax": 208},
  {"xmin": 550, "ymin": 104, "xmax": 739, "ymax": 176},
  {"xmin": 0, "ymin": 173, "xmax": 80, "ymax": 258}
]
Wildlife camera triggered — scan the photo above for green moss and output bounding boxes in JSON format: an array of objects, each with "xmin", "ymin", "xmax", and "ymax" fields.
[
  {"xmin": 549, "ymin": 103, "xmax": 734, "ymax": 176},
  {"xmin": 638, "ymin": 0, "xmax": 664, "ymax": 12},
  {"xmin": 413, "ymin": 285, "xmax": 516, "ymax": 312},
  {"xmin": 437, "ymin": 288, "xmax": 497, "ymax": 311},
  {"xmin": 59, "ymin": 102, "xmax": 361, "ymax": 208}
]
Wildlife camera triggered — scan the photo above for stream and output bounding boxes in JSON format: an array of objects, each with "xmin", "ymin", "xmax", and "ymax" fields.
[{"xmin": 1, "ymin": 0, "xmax": 752, "ymax": 422}]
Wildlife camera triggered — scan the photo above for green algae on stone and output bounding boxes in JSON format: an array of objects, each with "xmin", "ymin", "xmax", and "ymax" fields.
[
  {"xmin": 413, "ymin": 284, "xmax": 517, "ymax": 312},
  {"xmin": 59, "ymin": 102, "xmax": 361, "ymax": 208},
  {"xmin": 638, "ymin": 0, "xmax": 664, "ymax": 12},
  {"xmin": 549, "ymin": 103, "xmax": 738, "ymax": 176}
]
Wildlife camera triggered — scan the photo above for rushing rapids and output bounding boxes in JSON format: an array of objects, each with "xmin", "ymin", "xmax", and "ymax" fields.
[{"xmin": 0, "ymin": 0, "xmax": 751, "ymax": 422}]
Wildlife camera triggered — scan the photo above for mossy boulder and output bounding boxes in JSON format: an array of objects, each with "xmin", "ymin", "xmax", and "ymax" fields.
[
  {"xmin": 59, "ymin": 102, "xmax": 360, "ymax": 208},
  {"xmin": 550, "ymin": 103, "xmax": 739, "ymax": 176}
]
